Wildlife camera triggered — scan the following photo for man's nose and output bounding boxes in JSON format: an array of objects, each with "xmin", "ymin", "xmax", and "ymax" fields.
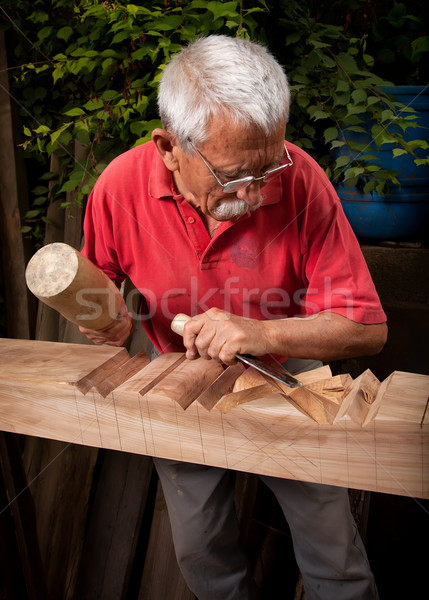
[{"xmin": 236, "ymin": 181, "xmax": 262, "ymax": 207}]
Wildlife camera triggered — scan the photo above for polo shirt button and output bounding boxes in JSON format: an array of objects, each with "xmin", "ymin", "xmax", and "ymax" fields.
[{"xmin": 187, "ymin": 216, "xmax": 195, "ymax": 223}]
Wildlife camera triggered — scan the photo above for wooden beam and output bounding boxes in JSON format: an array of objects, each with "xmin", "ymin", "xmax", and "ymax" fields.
[{"xmin": 0, "ymin": 338, "xmax": 428, "ymax": 499}]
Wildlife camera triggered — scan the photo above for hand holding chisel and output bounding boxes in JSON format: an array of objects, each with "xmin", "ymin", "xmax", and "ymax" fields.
[{"xmin": 171, "ymin": 313, "xmax": 302, "ymax": 388}]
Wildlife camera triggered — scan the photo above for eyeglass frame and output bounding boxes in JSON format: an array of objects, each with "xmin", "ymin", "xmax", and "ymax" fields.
[{"xmin": 186, "ymin": 137, "xmax": 293, "ymax": 194}]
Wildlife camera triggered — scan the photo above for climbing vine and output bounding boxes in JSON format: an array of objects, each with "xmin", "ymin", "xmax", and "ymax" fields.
[{"xmin": 2, "ymin": 0, "xmax": 266, "ymax": 243}]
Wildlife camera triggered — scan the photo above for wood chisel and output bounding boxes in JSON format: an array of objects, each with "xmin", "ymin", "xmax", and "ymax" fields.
[{"xmin": 171, "ymin": 313, "xmax": 303, "ymax": 388}]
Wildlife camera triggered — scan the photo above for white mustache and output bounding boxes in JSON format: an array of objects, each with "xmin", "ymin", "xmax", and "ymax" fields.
[{"xmin": 211, "ymin": 196, "xmax": 263, "ymax": 220}]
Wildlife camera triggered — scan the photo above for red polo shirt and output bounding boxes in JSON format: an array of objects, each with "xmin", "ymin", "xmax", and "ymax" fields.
[{"xmin": 82, "ymin": 140, "xmax": 386, "ymax": 353}]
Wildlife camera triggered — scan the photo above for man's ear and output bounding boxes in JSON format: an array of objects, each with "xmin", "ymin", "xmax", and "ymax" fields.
[{"xmin": 152, "ymin": 128, "xmax": 179, "ymax": 171}]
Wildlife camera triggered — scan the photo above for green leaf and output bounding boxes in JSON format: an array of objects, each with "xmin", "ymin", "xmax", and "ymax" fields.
[
  {"xmin": 308, "ymin": 105, "xmax": 330, "ymax": 121},
  {"xmin": 132, "ymin": 47, "xmax": 152, "ymax": 61},
  {"xmin": 381, "ymin": 109, "xmax": 394, "ymax": 123},
  {"xmin": 20, "ymin": 226, "xmax": 32, "ymax": 234},
  {"xmin": 392, "ymin": 148, "xmax": 408, "ymax": 158},
  {"xmin": 320, "ymin": 54, "xmax": 336, "ymax": 68},
  {"xmin": 64, "ymin": 107, "xmax": 86, "ymax": 116},
  {"xmin": 309, "ymin": 39, "xmax": 330, "ymax": 49},
  {"xmin": 345, "ymin": 104, "xmax": 367, "ymax": 115},
  {"xmin": 28, "ymin": 11, "xmax": 49, "ymax": 24},
  {"xmin": 337, "ymin": 53, "xmax": 358, "ymax": 73},
  {"xmin": 324, "ymin": 127, "xmax": 338, "ymax": 143},
  {"xmin": 336, "ymin": 80, "xmax": 349, "ymax": 93},
  {"xmin": 351, "ymin": 89, "xmax": 367, "ymax": 104},
  {"xmin": 50, "ymin": 122, "xmax": 72, "ymax": 146},
  {"xmin": 59, "ymin": 179, "xmax": 80, "ymax": 193},
  {"xmin": 38, "ymin": 26, "xmax": 52, "ymax": 43},
  {"xmin": 126, "ymin": 4, "xmax": 153, "ymax": 17},
  {"xmin": 76, "ymin": 129, "xmax": 90, "ymax": 145},
  {"xmin": 406, "ymin": 139, "xmax": 429, "ymax": 151},
  {"xmin": 23, "ymin": 209, "xmax": 41, "ymax": 219},
  {"xmin": 292, "ymin": 72, "xmax": 310, "ymax": 84},
  {"xmin": 83, "ymin": 98, "xmax": 104, "ymax": 110},
  {"xmin": 112, "ymin": 30, "xmax": 131, "ymax": 45},
  {"xmin": 32, "ymin": 185, "xmax": 49, "ymax": 195},
  {"xmin": 34, "ymin": 125, "xmax": 51, "ymax": 135},
  {"xmin": 303, "ymin": 124, "xmax": 316, "ymax": 137},
  {"xmin": 151, "ymin": 15, "xmax": 184, "ymax": 31},
  {"xmin": 367, "ymin": 96, "xmax": 381, "ymax": 106},
  {"xmin": 363, "ymin": 181, "xmax": 377, "ymax": 195},
  {"xmin": 295, "ymin": 93, "xmax": 310, "ymax": 108},
  {"xmin": 35, "ymin": 64, "xmax": 50, "ymax": 75},
  {"xmin": 53, "ymin": 65, "xmax": 66, "ymax": 84},
  {"xmin": 207, "ymin": 1, "xmax": 238, "ymax": 20},
  {"xmin": 57, "ymin": 26, "xmax": 73, "ymax": 42},
  {"xmin": 346, "ymin": 126, "xmax": 367, "ymax": 134},
  {"xmin": 102, "ymin": 90, "xmax": 120, "ymax": 101},
  {"xmin": 411, "ymin": 36, "xmax": 429, "ymax": 59},
  {"xmin": 100, "ymin": 49, "xmax": 120, "ymax": 58},
  {"xmin": 360, "ymin": 156, "xmax": 380, "ymax": 163},
  {"xmin": 363, "ymin": 53, "xmax": 374, "ymax": 68},
  {"xmin": 286, "ymin": 32, "xmax": 301, "ymax": 45},
  {"xmin": 335, "ymin": 155, "xmax": 351, "ymax": 167}
]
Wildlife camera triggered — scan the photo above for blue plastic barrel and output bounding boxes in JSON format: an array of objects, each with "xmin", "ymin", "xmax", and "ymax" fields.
[{"xmin": 336, "ymin": 85, "xmax": 429, "ymax": 241}]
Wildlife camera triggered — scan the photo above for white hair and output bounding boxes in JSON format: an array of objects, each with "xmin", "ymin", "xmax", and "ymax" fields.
[{"xmin": 157, "ymin": 35, "xmax": 290, "ymax": 150}]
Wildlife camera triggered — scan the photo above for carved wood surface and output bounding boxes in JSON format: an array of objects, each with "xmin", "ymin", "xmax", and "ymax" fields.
[{"xmin": 0, "ymin": 338, "xmax": 428, "ymax": 499}]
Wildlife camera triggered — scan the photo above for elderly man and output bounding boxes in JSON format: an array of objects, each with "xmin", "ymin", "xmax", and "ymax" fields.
[{"xmin": 80, "ymin": 35, "xmax": 387, "ymax": 600}]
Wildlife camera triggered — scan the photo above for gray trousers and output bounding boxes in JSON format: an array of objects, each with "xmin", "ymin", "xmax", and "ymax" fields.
[{"xmin": 153, "ymin": 357, "xmax": 379, "ymax": 600}]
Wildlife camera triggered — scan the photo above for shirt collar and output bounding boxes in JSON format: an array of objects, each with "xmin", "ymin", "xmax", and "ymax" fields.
[
  {"xmin": 260, "ymin": 177, "xmax": 282, "ymax": 206},
  {"xmin": 148, "ymin": 147, "xmax": 176, "ymax": 199}
]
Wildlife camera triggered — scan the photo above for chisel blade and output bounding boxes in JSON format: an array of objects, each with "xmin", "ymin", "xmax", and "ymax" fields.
[{"xmin": 237, "ymin": 354, "xmax": 303, "ymax": 388}]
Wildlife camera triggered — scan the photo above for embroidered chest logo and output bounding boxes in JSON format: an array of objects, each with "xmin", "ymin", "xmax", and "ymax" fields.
[{"xmin": 229, "ymin": 235, "xmax": 258, "ymax": 269}]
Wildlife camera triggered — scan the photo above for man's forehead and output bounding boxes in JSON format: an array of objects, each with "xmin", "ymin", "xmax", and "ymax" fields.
[
  {"xmin": 203, "ymin": 116, "xmax": 285, "ymax": 149},
  {"xmin": 198, "ymin": 130, "xmax": 286, "ymax": 172}
]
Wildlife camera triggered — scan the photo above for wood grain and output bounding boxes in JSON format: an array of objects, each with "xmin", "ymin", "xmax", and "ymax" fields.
[
  {"xmin": 74, "ymin": 347, "xmax": 130, "ymax": 394},
  {"xmin": 95, "ymin": 350, "xmax": 150, "ymax": 398},
  {"xmin": 335, "ymin": 370, "xmax": 381, "ymax": 426},
  {"xmin": 145, "ymin": 357, "xmax": 224, "ymax": 410},
  {"xmin": 0, "ymin": 339, "xmax": 428, "ymax": 499},
  {"xmin": 216, "ymin": 384, "xmax": 285, "ymax": 414},
  {"xmin": 196, "ymin": 363, "xmax": 245, "ymax": 410}
]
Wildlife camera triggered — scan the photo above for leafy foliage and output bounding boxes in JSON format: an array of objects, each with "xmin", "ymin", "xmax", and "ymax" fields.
[
  {"xmin": 267, "ymin": 0, "xmax": 429, "ymax": 194},
  {"xmin": 2, "ymin": 0, "xmax": 265, "ymax": 244},
  {"xmin": 1, "ymin": 0, "xmax": 428, "ymax": 245}
]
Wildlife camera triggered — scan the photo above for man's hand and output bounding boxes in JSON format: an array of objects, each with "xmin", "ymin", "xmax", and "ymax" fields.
[
  {"xmin": 180, "ymin": 308, "xmax": 387, "ymax": 364},
  {"xmin": 78, "ymin": 301, "xmax": 134, "ymax": 346},
  {"xmin": 181, "ymin": 308, "xmax": 269, "ymax": 364}
]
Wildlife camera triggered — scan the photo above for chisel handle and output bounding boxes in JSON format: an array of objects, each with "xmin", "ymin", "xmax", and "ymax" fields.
[{"xmin": 171, "ymin": 313, "xmax": 191, "ymax": 337}]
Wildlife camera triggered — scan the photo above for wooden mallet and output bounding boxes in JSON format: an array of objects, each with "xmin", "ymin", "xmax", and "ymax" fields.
[{"xmin": 25, "ymin": 242, "xmax": 123, "ymax": 330}]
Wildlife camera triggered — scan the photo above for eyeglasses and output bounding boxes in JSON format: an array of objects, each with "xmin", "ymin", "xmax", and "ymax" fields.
[{"xmin": 187, "ymin": 138, "xmax": 293, "ymax": 194}]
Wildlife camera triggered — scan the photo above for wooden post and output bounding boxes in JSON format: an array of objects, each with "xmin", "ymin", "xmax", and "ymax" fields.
[
  {"xmin": 0, "ymin": 30, "xmax": 33, "ymax": 339},
  {"xmin": 0, "ymin": 433, "xmax": 48, "ymax": 599}
]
